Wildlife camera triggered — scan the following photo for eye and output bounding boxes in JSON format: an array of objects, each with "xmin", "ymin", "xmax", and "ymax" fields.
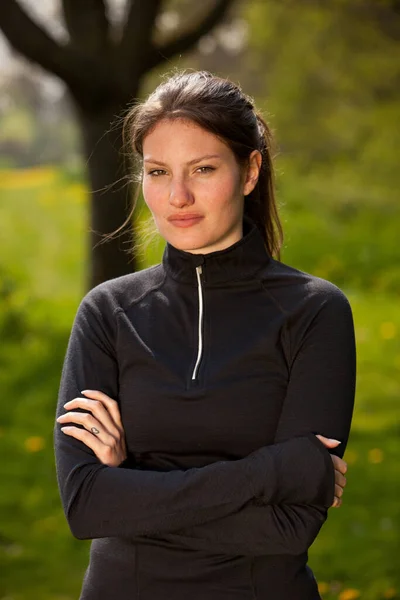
[
  {"xmin": 147, "ymin": 169, "xmax": 166, "ymax": 177},
  {"xmin": 196, "ymin": 166, "xmax": 215, "ymax": 174}
]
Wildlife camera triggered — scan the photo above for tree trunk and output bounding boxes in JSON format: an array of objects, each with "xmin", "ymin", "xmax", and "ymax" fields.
[
  {"xmin": 0, "ymin": 0, "xmax": 236, "ymax": 290},
  {"xmin": 76, "ymin": 101, "xmax": 138, "ymax": 290}
]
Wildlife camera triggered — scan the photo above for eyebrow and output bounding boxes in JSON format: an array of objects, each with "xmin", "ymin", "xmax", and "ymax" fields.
[{"xmin": 143, "ymin": 154, "xmax": 221, "ymax": 167}]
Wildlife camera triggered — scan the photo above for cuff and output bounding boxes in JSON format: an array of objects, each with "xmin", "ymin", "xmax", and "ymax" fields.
[
  {"xmin": 305, "ymin": 433, "xmax": 336, "ymax": 507},
  {"xmin": 270, "ymin": 434, "xmax": 335, "ymax": 507}
]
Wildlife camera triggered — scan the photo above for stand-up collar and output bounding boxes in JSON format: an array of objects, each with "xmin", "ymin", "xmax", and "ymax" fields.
[{"xmin": 162, "ymin": 215, "xmax": 271, "ymax": 285}]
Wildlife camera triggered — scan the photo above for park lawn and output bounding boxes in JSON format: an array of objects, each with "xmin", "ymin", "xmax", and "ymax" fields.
[{"xmin": 0, "ymin": 168, "xmax": 398, "ymax": 600}]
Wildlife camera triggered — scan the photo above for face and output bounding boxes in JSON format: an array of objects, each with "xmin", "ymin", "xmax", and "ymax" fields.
[{"xmin": 141, "ymin": 118, "xmax": 261, "ymax": 254}]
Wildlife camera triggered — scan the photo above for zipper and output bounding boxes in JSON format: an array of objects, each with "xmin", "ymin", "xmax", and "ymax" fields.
[{"xmin": 191, "ymin": 265, "xmax": 204, "ymax": 381}]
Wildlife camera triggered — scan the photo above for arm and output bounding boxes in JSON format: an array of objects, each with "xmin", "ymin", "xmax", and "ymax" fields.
[
  {"xmin": 54, "ymin": 286, "xmax": 336, "ymax": 540},
  {"xmin": 148, "ymin": 284, "xmax": 356, "ymax": 556}
]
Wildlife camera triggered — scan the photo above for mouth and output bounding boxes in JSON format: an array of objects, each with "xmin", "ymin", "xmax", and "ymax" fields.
[{"xmin": 167, "ymin": 215, "xmax": 204, "ymax": 228}]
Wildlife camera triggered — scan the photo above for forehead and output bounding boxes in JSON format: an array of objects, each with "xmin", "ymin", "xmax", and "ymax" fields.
[{"xmin": 143, "ymin": 117, "xmax": 227, "ymax": 153}]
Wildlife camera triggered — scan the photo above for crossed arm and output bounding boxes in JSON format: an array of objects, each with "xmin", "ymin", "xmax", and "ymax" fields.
[{"xmin": 54, "ymin": 284, "xmax": 356, "ymax": 554}]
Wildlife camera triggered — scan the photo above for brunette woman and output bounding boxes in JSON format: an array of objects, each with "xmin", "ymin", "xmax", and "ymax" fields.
[{"xmin": 54, "ymin": 70, "xmax": 355, "ymax": 600}]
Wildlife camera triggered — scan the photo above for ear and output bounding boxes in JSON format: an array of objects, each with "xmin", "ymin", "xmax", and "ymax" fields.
[{"xmin": 243, "ymin": 150, "xmax": 262, "ymax": 196}]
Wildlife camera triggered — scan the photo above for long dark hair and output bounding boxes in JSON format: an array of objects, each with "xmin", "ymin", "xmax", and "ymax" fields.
[{"xmin": 112, "ymin": 69, "xmax": 283, "ymax": 258}]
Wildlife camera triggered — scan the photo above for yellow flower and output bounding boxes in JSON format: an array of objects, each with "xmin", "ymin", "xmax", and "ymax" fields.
[
  {"xmin": 384, "ymin": 588, "xmax": 397, "ymax": 599},
  {"xmin": 339, "ymin": 589, "xmax": 360, "ymax": 600},
  {"xmin": 34, "ymin": 515, "xmax": 59, "ymax": 532},
  {"xmin": 0, "ymin": 167, "xmax": 57, "ymax": 189},
  {"xmin": 380, "ymin": 321, "xmax": 397, "ymax": 340},
  {"xmin": 345, "ymin": 449, "xmax": 358, "ymax": 465},
  {"xmin": 355, "ymin": 327, "xmax": 369, "ymax": 343},
  {"xmin": 317, "ymin": 581, "xmax": 329, "ymax": 594},
  {"xmin": 67, "ymin": 182, "xmax": 87, "ymax": 203},
  {"xmin": 24, "ymin": 436, "xmax": 45, "ymax": 452},
  {"xmin": 368, "ymin": 448, "xmax": 384, "ymax": 464}
]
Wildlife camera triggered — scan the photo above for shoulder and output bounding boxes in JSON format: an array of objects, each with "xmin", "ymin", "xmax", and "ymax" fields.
[
  {"xmin": 262, "ymin": 260, "xmax": 355, "ymax": 363},
  {"xmin": 262, "ymin": 259, "xmax": 354, "ymax": 338},
  {"xmin": 77, "ymin": 263, "xmax": 166, "ymax": 318},
  {"xmin": 262, "ymin": 258, "xmax": 352, "ymax": 318}
]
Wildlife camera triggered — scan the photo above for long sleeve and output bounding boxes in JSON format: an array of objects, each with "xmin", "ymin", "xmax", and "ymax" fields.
[
  {"xmin": 54, "ymin": 286, "xmax": 337, "ymax": 541},
  {"xmin": 149, "ymin": 284, "xmax": 356, "ymax": 556}
]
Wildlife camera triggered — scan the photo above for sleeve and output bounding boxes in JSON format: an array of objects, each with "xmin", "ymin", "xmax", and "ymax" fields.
[
  {"xmin": 54, "ymin": 288, "xmax": 338, "ymax": 541},
  {"xmin": 146, "ymin": 284, "xmax": 356, "ymax": 556}
]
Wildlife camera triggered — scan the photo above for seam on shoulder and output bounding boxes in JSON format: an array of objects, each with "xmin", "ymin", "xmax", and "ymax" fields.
[{"xmin": 112, "ymin": 267, "xmax": 167, "ymax": 316}]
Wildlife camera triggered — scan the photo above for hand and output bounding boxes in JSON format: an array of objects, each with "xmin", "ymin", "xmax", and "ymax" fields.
[
  {"xmin": 56, "ymin": 389, "xmax": 127, "ymax": 467},
  {"xmin": 315, "ymin": 434, "xmax": 347, "ymax": 509}
]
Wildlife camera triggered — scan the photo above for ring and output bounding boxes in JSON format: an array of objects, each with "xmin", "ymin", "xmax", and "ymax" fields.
[{"xmin": 91, "ymin": 427, "xmax": 100, "ymax": 435}]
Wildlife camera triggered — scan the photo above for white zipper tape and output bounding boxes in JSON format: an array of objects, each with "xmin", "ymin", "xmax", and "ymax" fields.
[{"xmin": 191, "ymin": 265, "xmax": 204, "ymax": 380}]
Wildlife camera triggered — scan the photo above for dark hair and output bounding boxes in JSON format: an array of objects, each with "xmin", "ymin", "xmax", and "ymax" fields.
[{"xmin": 113, "ymin": 69, "xmax": 283, "ymax": 258}]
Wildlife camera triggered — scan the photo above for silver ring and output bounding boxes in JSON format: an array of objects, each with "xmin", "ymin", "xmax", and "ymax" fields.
[{"xmin": 91, "ymin": 427, "xmax": 100, "ymax": 435}]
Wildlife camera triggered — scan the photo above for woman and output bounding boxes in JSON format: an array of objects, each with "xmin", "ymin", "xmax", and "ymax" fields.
[{"xmin": 54, "ymin": 70, "xmax": 356, "ymax": 600}]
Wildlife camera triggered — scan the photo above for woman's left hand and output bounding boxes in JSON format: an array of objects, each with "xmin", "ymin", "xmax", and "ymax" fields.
[{"xmin": 56, "ymin": 389, "xmax": 127, "ymax": 467}]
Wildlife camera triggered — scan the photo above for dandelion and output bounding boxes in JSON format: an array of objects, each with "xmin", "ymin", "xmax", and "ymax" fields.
[
  {"xmin": 24, "ymin": 436, "xmax": 45, "ymax": 452},
  {"xmin": 34, "ymin": 515, "xmax": 59, "ymax": 532},
  {"xmin": 0, "ymin": 167, "xmax": 57, "ymax": 189},
  {"xmin": 66, "ymin": 182, "xmax": 87, "ymax": 204},
  {"xmin": 345, "ymin": 449, "xmax": 358, "ymax": 465},
  {"xmin": 317, "ymin": 581, "xmax": 329, "ymax": 594},
  {"xmin": 368, "ymin": 448, "xmax": 384, "ymax": 464},
  {"xmin": 338, "ymin": 589, "xmax": 361, "ymax": 600},
  {"xmin": 380, "ymin": 321, "xmax": 397, "ymax": 340},
  {"xmin": 355, "ymin": 327, "xmax": 369, "ymax": 343}
]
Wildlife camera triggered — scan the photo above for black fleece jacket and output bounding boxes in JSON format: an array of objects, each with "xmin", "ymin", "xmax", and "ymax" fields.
[{"xmin": 54, "ymin": 215, "xmax": 356, "ymax": 600}]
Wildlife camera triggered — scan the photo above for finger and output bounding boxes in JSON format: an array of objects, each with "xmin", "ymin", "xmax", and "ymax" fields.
[
  {"xmin": 331, "ymin": 455, "xmax": 348, "ymax": 475},
  {"xmin": 315, "ymin": 434, "xmax": 341, "ymax": 449},
  {"xmin": 332, "ymin": 496, "xmax": 342, "ymax": 508},
  {"xmin": 80, "ymin": 390, "xmax": 123, "ymax": 429},
  {"xmin": 335, "ymin": 484, "xmax": 344, "ymax": 499},
  {"xmin": 63, "ymin": 397, "xmax": 120, "ymax": 438},
  {"xmin": 60, "ymin": 425, "xmax": 104, "ymax": 455},
  {"xmin": 334, "ymin": 469, "xmax": 347, "ymax": 489},
  {"xmin": 57, "ymin": 411, "xmax": 115, "ymax": 446}
]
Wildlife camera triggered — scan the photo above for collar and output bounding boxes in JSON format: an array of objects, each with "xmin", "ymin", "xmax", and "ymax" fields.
[{"xmin": 162, "ymin": 215, "xmax": 271, "ymax": 286}]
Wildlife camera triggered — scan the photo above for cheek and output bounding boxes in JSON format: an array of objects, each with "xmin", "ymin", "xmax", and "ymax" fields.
[
  {"xmin": 142, "ymin": 180, "xmax": 163, "ymax": 214},
  {"xmin": 209, "ymin": 173, "xmax": 242, "ymax": 209}
]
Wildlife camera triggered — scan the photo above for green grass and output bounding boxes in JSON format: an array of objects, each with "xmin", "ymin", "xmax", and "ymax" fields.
[{"xmin": 0, "ymin": 167, "xmax": 398, "ymax": 600}]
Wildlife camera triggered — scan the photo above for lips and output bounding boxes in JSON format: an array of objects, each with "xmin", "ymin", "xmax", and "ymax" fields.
[
  {"xmin": 167, "ymin": 214, "xmax": 203, "ymax": 222},
  {"xmin": 167, "ymin": 214, "xmax": 204, "ymax": 228}
]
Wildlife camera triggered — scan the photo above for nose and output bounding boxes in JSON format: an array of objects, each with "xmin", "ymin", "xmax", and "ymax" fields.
[{"xmin": 169, "ymin": 177, "xmax": 194, "ymax": 208}]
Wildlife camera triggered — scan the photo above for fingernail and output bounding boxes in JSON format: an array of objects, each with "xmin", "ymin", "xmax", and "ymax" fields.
[
  {"xmin": 81, "ymin": 390, "xmax": 90, "ymax": 395},
  {"xmin": 329, "ymin": 439, "xmax": 341, "ymax": 444}
]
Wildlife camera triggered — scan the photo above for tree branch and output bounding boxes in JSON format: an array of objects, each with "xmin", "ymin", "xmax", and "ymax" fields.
[
  {"xmin": 145, "ymin": 0, "xmax": 235, "ymax": 72},
  {"xmin": 0, "ymin": 0, "xmax": 120, "ymax": 104},
  {"xmin": 0, "ymin": 0, "xmax": 73, "ymax": 80},
  {"xmin": 120, "ymin": 0, "xmax": 164, "ymax": 72},
  {"xmin": 61, "ymin": 0, "xmax": 110, "ymax": 54}
]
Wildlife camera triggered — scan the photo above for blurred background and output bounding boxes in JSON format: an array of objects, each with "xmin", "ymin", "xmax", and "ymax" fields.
[{"xmin": 0, "ymin": 1, "xmax": 399, "ymax": 599}]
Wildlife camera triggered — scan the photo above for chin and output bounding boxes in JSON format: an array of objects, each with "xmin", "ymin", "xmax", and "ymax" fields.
[
  {"xmin": 163, "ymin": 229, "xmax": 212, "ymax": 253},
  {"xmin": 171, "ymin": 238, "xmax": 211, "ymax": 253}
]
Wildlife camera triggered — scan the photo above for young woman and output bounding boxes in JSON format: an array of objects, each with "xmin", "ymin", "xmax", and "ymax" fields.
[{"xmin": 54, "ymin": 70, "xmax": 356, "ymax": 600}]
